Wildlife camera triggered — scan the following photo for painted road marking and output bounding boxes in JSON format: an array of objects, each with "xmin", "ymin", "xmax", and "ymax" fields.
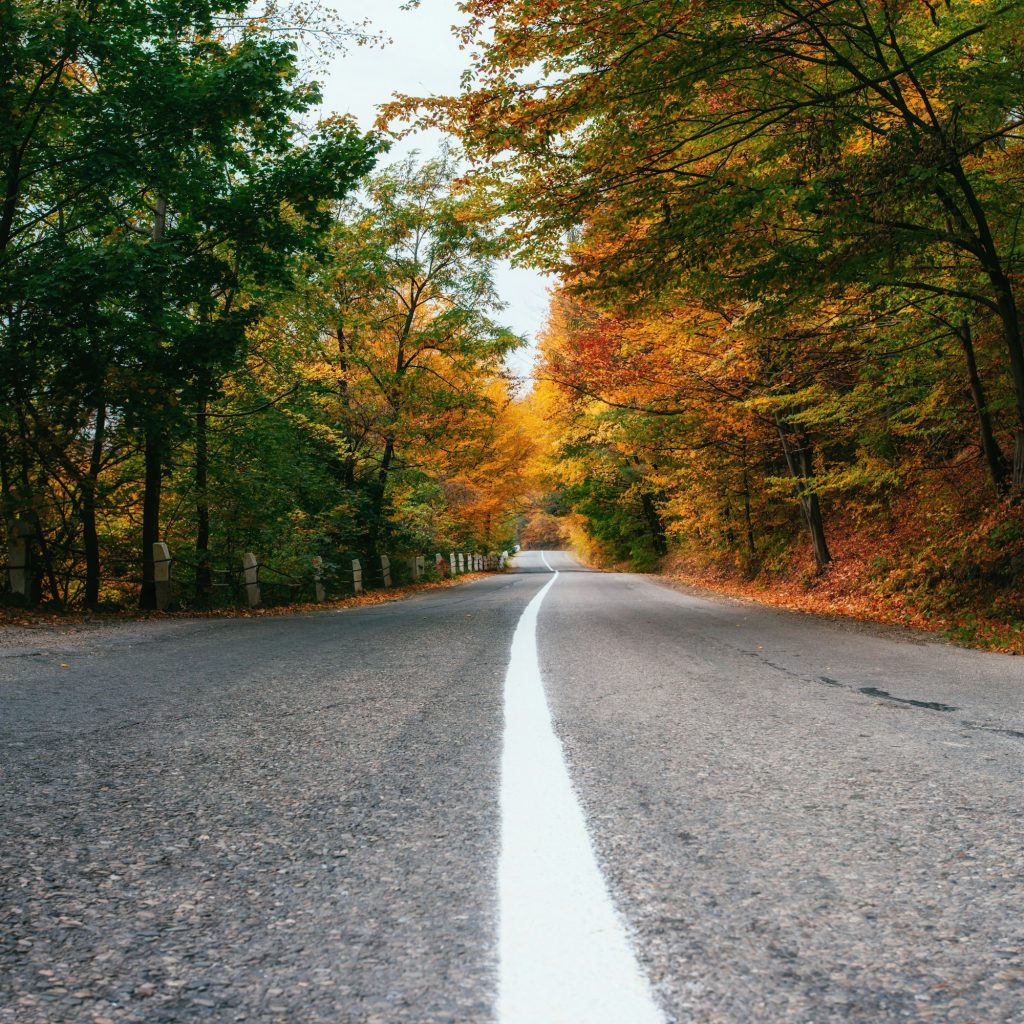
[
  {"xmin": 497, "ymin": 564, "xmax": 665, "ymax": 1024},
  {"xmin": 540, "ymin": 549, "xmax": 556, "ymax": 572}
]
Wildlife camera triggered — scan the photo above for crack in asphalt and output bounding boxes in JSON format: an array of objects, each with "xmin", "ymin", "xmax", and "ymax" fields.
[
  {"xmin": 855, "ymin": 685, "xmax": 958, "ymax": 713},
  {"xmin": 728, "ymin": 645, "xmax": 1023, "ymax": 741}
]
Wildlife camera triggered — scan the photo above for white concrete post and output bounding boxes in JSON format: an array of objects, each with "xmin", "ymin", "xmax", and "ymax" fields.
[
  {"xmin": 450, "ymin": 551, "xmax": 458, "ymax": 575},
  {"xmin": 381, "ymin": 555, "xmax": 392, "ymax": 588},
  {"xmin": 352, "ymin": 558, "xmax": 363, "ymax": 595},
  {"xmin": 153, "ymin": 542, "xmax": 172, "ymax": 611},
  {"xmin": 243, "ymin": 553, "xmax": 260, "ymax": 607},
  {"xmin": 455, "ymin": 552, "xmax": 463, "ymax": 574},
  {"xmin": 312, "ymin": 556, "xmax": 325, "ymax": 602},
  {"xmin": 500, "ymin": 550, "xmax": 508, "ymax": 568},
  {"xmin": 435, "ymin": 553, "xmax": 446, "ymax": 576}
]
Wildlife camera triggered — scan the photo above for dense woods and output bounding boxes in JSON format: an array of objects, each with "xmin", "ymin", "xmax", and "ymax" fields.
[
  {"xmin": 0, "ymin": 0, "xmax": 527, "ymax": 610},
  {"xmin": 389, "ymin": 0, "xmax": 1024, "ymax": 644},
  {"xmin": 8, "ymin": 0, "xmax": 1024, "ymax": 643}
]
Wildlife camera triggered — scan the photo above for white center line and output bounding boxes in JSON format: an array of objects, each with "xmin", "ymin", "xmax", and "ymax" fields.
[{"xmin": 497, "ymin": 559, "xmax": 665, "ymax": 1024}]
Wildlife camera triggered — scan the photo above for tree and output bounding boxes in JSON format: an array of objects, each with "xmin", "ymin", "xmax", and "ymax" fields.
[
  {"xmin": 396, "ymin": 0, "xmax": 1024, "ymax": 495},
  {"xmin": 308, "ymin": 153, "xmax": 522, "ymax": 554},
  {"xmin": 0, "ymin": 0, "xmax": 377, "ymax": 607}
]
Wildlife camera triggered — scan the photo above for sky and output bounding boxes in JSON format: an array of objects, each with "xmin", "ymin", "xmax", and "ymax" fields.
[{"xmin": 316, "ymin": 0, "xmax": 550, "ymax": 380}]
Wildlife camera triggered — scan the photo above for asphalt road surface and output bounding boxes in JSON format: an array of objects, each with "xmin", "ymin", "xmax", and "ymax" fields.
[{"xmin": 2, "ymin": 550, "xmax": 1022, "ymax": 1023}]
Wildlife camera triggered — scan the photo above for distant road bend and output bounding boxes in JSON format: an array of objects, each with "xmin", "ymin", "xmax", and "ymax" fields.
[{"xmin": 2, "ymin": 550, "xmax": 1022, "ymax": 1023}]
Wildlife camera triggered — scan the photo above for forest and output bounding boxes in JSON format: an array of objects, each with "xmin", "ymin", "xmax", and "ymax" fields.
[
  {"xmin": 0, "ymin": 0, "xmax": 532, "ymax": 611},
  {"xmin": 397, "ymin": 0, "xmax": 1024, "ymax": 648},
  {"xmin": 5, "ymin": 0, "xmax": 1024, "ymax": 646}
]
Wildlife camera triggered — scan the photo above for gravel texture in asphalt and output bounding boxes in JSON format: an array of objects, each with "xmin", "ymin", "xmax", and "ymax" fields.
[
  {"xmin": 2, "ymin": 551, "xmax": 1022, "ymax": 1023},
  {"xmin": 535, "ymin": 550, "xmax": 1024, "ymax": 1024},
  {"xmin": 1, "ymin": 576, "xmax": 545, "ymax": 1024}
]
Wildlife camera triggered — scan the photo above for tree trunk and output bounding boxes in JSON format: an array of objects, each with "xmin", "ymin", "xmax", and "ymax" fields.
[
  {"xmin": 0, "ymin": 144, "xmax": 24, "ymax": 257},
  {"xmin": 741, "ymin": 459, "xmax": 756, "ymax": 561},
  {"xmin": 336, "ymin": 326, "xmax": 357, "ymax": 488},
  {"xmin": 983, "ymin": 283, "xmax": 1024, "ymax": 493},
  {"xmin": 720, "ymin": 492, "xmax": 736, "ymax": 550},
  {"xmin": 138, "ymin": 423, "xmax": 162, "ymax": 610},
  {"xmin": 953, "ymin": 319, "xmax": 1008, "ymax": 492},
  {"xmin": 32, "ymin": 519, "xmax": 59, "ymax": 604},
  {"xmin": 943, "ymin": 169, "xmax": 1024, "ymax": 491},
  {"xmin": 776, "ymin": 416, "xmax": 832, "ymax": 573},
  {"xmin": 0, "ymin": 430, "xmax": 11, "ymax": 513},
  {"xmin": 368, "ymin": 436, "xmax": 395, "ymax": 554},
  {"xmin": 194, "ymin": 386, "xmax": 211, "ymax": 607},
  {"xmin": 15, "ymin": 405, "xmax": 59, "ymax": 603},
  {"xmin": 799, "ymin": 492, "xmax": 832, "ymax": 573},
  {"xmin": 639, "ymin": 489, "xmax": 668, "ymax": 555},
  {"xmin": 139, "ymin": 194, "xmax": 167, "ymax": 611},
  {"xmin": 82, "ymin": 399, "xmax": 106, "ymax": 609}
]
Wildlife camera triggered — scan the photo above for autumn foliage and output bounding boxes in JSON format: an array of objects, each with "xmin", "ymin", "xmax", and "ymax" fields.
[
  {"xmin": 10, "ymin": 0, "xmax": 1024, "ymax": 647},
  {"xmin": 393, "ymin": 0, "xmax": 1024, "ymax": 647},
  {"xmin": 0, "ymin": 7, "xmax": 527, "ymax": 612}
]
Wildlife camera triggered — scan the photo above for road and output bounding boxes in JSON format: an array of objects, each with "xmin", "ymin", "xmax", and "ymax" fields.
[{"xmin": 1, "ymin": 550, "xmax": 1022, "ymax": 1023}]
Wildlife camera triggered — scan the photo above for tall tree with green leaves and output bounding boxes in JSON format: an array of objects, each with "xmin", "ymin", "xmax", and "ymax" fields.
[
  {"xmin": 0, "ymin": 0, "xmax": 377, "ymax": 607},
  {"xmin": 307, "ymin": 153, "xmax": 522, "ymax": 554}
]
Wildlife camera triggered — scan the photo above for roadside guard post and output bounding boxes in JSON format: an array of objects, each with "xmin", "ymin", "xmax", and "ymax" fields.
[
  {"xmin": 312, "ymin": 556, "xmax": 325, "ymax": 602},
  {"xmin": 153, "ymin": 542, "xmax": 172, "ymax": 610},
  {"xmin": 243, "ymin": 553, "xmax": 260, "ymax": 607}
]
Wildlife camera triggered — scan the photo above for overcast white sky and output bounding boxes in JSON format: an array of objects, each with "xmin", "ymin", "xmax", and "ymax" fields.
[{"xmin": 317, "ymin": 0, "xmax": 549, "ymax": 380}]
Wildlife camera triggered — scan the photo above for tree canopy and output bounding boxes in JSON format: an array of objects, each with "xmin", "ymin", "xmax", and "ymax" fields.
[
  {"xmin": 383, "ymin": 0, "xmax": 1024, "ymax": 643},
  {"xmin": 0, "ymin": 1, "xmax": 526, "ymax": 611}
]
